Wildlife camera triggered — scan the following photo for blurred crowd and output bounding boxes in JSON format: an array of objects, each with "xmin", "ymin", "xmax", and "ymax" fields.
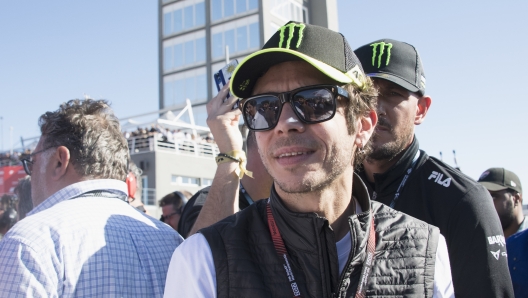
[
  {"xmin": 123, "ymin": 125, "xmax": 215, "ymax": 144},
  {"xmin": 0, "ymin": 150, "xmax": 31, "ymax": 166}
]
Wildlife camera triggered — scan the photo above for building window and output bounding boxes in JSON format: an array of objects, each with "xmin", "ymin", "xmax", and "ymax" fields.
[
  {"xmin": 172, "ymin": 175, "xmax": 200, "ymax": 186},
  {"xmin": 163, "ymin": 0, "xmax": 206, "ymax": 37},
  {"xmin": 211, "ymin": 15, "xmax": 260, "ymax": 61},
  {"xmin": 163, "ymin": 31, "xmax": 206, "ymax": 72},
  {"xmin": 210, "ymin": 0, "xmax": 259, "ymax": 23},
  {"xmin": 164, "ymin": 67, "xmax": 208, "ymax": 107},
  {"xmin": 270, "ymin": 0, "xmax": 308, "ymax": 24},
  {"xmin": 202, "ymin": 178, "xmax": 213, "ymax": 186}
]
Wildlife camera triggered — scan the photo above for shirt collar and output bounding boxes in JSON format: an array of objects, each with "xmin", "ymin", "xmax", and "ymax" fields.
[{"xmin": 28, "ymin": 179, "xmax": 128, "ymax": 216}]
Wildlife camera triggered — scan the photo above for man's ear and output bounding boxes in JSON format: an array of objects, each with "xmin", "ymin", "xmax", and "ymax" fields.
[
  {"xmin": 355, "ymin": 110, "xmax": 377, "ymax": 148},
  {"xmin": 514, "ymin": 193, "xmax": 523, "ymax": 206},
  {"xmin": 51, "ymin": 146, "xmax": 71, "ymax": 181},
  {"xmin": 415, "ymin": 95, "xmax": 432, "ymax": 125}
]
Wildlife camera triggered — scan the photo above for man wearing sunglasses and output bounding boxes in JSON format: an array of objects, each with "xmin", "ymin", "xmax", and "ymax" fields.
[
  {"xmin": 0, "ymin": 99, "xmax": 183, "ymax": 297},
  {"xmin": 165, "ymin": 22, "xmax": 453, "ymax": 297},
  {"xmin": 354, "ymin": 39, "xmax": 513, "ymax": 297}
]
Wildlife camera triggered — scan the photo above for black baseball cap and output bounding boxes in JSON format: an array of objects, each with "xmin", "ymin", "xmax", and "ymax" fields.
[
  {"xmin": 354, "ymin": 39, "xmax": 426, "ymax": 95},
  {"xmin": 478, "ymin": 168, "xmax": 522, "ymax": 194},
  {"xmin": 230, "ymin": 21, "xmax": 366, "ymax": 99}
]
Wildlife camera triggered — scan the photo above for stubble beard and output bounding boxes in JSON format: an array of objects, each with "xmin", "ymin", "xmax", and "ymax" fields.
[
  {"xmin": 367, "ymin": 118, "xmax": 414, "ymax": 163},
  {"xmin": 499, "ymin": 200, "xmax": 515, "ymax": 230},
  {"xmin": 260, "ymin": 136, "xmax": 354, "ymax": 195}
]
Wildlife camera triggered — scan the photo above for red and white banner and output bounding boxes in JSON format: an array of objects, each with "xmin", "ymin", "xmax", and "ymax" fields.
[{"xmin": 0, "ymin": 166, "xmax": 26, "ymax": 194}]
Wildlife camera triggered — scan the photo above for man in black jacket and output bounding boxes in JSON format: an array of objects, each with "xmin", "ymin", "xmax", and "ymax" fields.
[
  {"xmin": 165, "ymin": 22, "xmax": 454, "ymax": 298},
  {"xmin": 354, "ymin": 39, "xmax": 513, "ymax": 297}
]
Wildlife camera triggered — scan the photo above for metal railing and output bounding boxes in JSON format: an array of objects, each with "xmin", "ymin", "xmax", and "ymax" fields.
[{"xmin": 127, "ymin": 134, "xmax": 219, "ymax": 158}]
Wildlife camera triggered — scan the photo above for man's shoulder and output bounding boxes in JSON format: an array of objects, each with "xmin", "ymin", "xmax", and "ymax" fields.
[
  {"xmin": 371, "ymin": 201, "xmax": 435, "ymax": 229},
  {"xmin": 201, "ymin": 200, "xmax": 265, "ymax": 234},
  {"xmin": 13, "ymin": 197, "xmax": 181, "ymax": 244},
  {"xmin": 507, "ymin": 228, "xmax": 528, "ymax": 247},
  {"xmin": 415, "ymin": 154, "xmax": 487, "ymax": 200},
  {"xmin": 185, "ymin": 186, "xmax": 212, "ymax": 209}
]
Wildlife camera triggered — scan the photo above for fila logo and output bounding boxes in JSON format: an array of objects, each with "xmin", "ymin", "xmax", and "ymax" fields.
[
  {"xmin": 428, "ymin": 171, "xmax": 451, "ymax": 187},
  {"xmin": 490, "ymin": 249, "xmax": 500, "ymax": 260},
  {"xmin": 278, "ymin": 23, "xmax": 306, "ymax": 49},
  {"xmin": 370, "ymin": 42, "xmax": 392, "ymax": 68},
  {"xmin": 488, "ymin": 235, "xmax": 506, "ymax": 247}
]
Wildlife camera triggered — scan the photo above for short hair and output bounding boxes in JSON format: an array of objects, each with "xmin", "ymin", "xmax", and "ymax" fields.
[
  {"xmin": 14, "ymin": 176, "xmax": 32, "ymax": 220},
  {"xmin": 159, "ymin": 191, "xmax": 190, "ymax": 213},
  {"xmin": 247, "ymin": 99, "xmax": 256, "ymax": 107},
  {"xmin": 38, "ymin": 99, "xmax": 129, "ymax": 181},
  {"xmin": 341, "ymin": 77, "xmax": 378, "ymax": 167}
]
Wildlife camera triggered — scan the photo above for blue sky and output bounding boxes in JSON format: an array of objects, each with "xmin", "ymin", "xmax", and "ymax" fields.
[{"xmin": 1, "ymin": 0, "xmax": 527, "ymax": 194}]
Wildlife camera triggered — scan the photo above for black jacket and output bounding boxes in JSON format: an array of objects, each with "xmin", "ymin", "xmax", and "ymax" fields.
[
  {"xmin": 201, "ymin": 174, "xmax": 440, "ymax": 297},
  {"xmin": 357, "ymin": 137, "xmax": 514, "ymax": 298}
]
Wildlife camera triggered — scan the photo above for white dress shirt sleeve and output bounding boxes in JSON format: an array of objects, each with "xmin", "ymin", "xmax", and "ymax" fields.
[
  {"xmin": 164, "ymin": 233, "xmax": 216, "ymax": 298},
  {"xmin": 433, "ymin": 234, "xmax": 455, "ymax": 298},
  {"xmin": 0, "ymin": 237, "xmax": 56, "ymax": 297}
]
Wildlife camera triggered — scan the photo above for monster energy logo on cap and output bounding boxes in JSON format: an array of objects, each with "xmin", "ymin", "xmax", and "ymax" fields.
[
  {"xmin": 278, "ymin": 23, "xmax": 306, "ymax": 49},
  {"xmin": 370, "ymin": 42, "xmax": 392, "ymax": 68}
]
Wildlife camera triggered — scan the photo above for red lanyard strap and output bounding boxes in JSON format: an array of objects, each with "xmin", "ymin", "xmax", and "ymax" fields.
[
  {"xmin": 266, "ymin": 202, "xmax": 376, "ymax": 298},
  {"xmin": 267, "ymin": 203, "xmax": 302, "ymax": 297},
  {"xmin": 355, "ymin": 213, "xmax": 376, "ymax": 298}
]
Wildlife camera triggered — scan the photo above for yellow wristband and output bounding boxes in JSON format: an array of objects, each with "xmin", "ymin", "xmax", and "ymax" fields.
[{"xmin": 215, "ymin": 150, "xmax": 253, "ymax": 179}]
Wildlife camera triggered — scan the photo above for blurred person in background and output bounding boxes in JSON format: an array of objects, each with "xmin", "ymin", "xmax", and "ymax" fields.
[
  {"xmin": 0, "ymin": 99, "xmax": 183, "ymax": 297},
  {"xmin": 478, "ymin": 168, "xmax": 525, "ymax": 238},
  {"xmin": 159, "ymin": 190, "xmax": 190, "ymax": 231},
  {"xmin": 506, "ymin": 228, "xmax": 528, "ymax": 297},
  {"xmin": 0, "ymin": 194, "xmax": 17, "ymax": 238},
  {"xmin": 14, "ymin": 176, "xmax": 32, "ymax": 220}
]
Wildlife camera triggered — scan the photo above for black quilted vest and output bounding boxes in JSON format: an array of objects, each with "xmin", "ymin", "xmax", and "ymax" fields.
[{"xmin": 201, "ymin": 174, "xmax": 439, "ymax": 297}]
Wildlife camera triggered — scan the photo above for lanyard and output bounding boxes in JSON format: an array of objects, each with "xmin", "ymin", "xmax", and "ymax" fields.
[
  {"xmin": 70, "ymin": 190, "xmax": 128, "ymax": 202},
  {"xmin": 388, "ymin": 150, "xmax": 420, "ymax": 208},
  {"xmin": 266, "ymin": 201, "xmax": 376, "ymax": 298},
  {"xmin": 354, "ymin": 212, "xmax": 376, "ymax": 298}
]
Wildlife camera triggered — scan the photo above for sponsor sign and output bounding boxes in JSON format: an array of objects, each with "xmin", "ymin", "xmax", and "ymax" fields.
[{"xmin": 0, "ymin": 165, "xmax": 25, "ymax": 194}]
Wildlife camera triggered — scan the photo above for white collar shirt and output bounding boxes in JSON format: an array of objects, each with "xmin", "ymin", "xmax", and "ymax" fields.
[{"xmin": 0, "ymin": 179, "xmax": 183, "ymax": 298}]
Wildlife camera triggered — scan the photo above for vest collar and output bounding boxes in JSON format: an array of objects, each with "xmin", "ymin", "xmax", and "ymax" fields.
[{"xmin": 268, "ymin": 172, "xmax": 372, "ymax": 251}]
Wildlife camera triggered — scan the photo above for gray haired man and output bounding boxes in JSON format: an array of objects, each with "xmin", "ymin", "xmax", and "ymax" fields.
[{"xmin": 0, "ymin": 99, "xmax": 183, "ymax": 297}]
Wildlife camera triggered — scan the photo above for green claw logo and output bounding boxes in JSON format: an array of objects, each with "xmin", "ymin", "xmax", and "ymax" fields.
[
  {"xmin": 278, "ymin": 23, "xmax": 306, "ymax": 49},
  {"xmin": 370, "ymin": 42, "xmax": 393, "ymax": 68}
]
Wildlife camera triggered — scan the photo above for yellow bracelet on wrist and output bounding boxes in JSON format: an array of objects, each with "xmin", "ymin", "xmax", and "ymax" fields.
[{"xmin": 215, "ymin": 150, "xmax": 253, "ymax": 179}]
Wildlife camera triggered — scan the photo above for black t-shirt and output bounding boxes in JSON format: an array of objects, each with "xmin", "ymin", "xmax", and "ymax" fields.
[
  {"xmin": 357, "ymin": 137, "xmax": 514, "ymax": 298},
  {"xmin": 177, "ymin": 186, "xmax": 251, "ymax": 238}
]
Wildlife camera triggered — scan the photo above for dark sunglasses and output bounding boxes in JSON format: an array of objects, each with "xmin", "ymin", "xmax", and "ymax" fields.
[
  {"xmin": 240, "ymin": 85, "xmax": 349, "ymax": 131},
  {"xmin": 20, "ymin": 146, "xmax": 57, "ymax": 176}
]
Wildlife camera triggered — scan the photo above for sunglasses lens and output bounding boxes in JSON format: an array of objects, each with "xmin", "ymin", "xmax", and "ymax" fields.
[
  {"xmin": 244, "ymin": 96, "xmax": 280, "ymax": 130},
  {"xmin": 292, "ymin": 88, "xmax": 335, "ymax": 123}
]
